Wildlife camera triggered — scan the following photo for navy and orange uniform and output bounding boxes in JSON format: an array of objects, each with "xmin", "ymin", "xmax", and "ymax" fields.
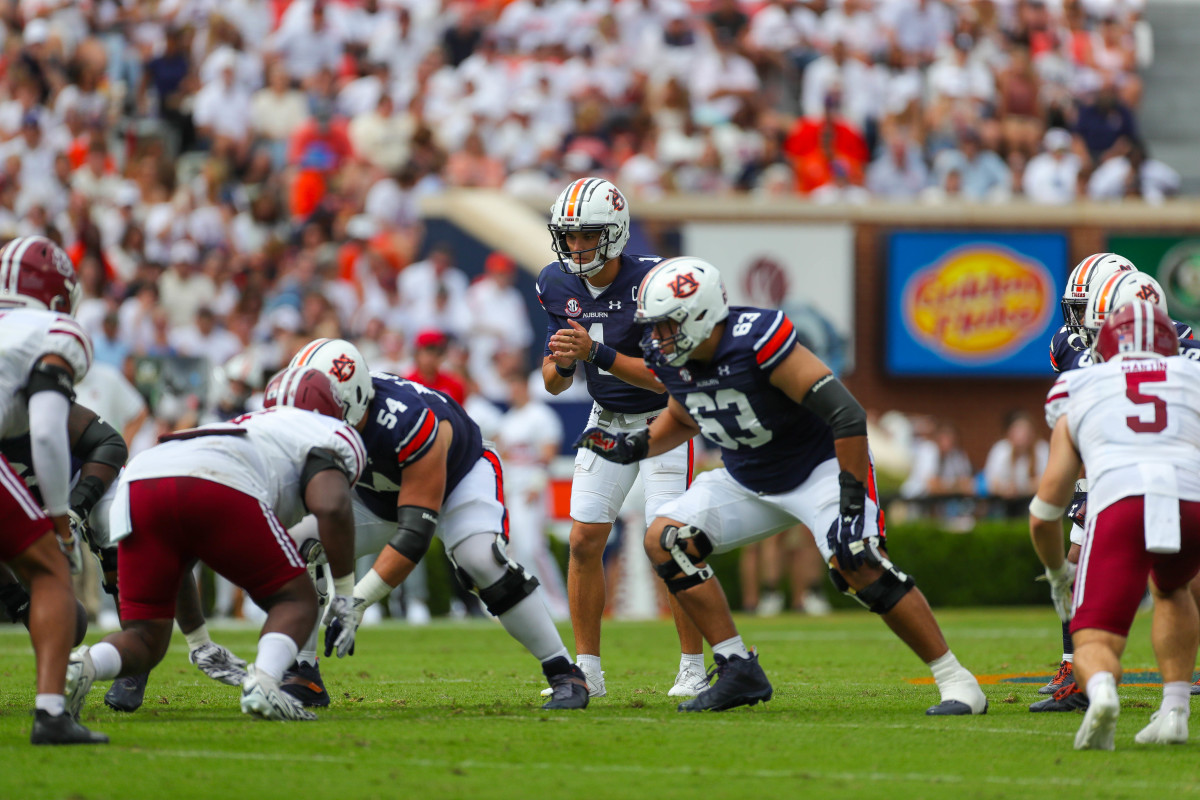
[
  {"xmin": 537, "ymin": 252, "xmax": 666, "ymax": 414},
  {"xmin": 1050, "ymin": 320, "xmax": 1199, "ymax": 373},
  {"xmin": 651, "ymin": 306, "xmax": 834, "ymax": 495},
  {"xmin": 354, "ymin": 371, "xmax": 483, "ymax": 522}
]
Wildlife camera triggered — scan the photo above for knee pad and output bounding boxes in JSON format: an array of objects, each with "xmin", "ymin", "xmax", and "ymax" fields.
[
  {"xmin": 654, "ymin": 524, "xmax": 714, "ymax": 595},
  {"xmin": 830, "ymin": 559, "xmax": 915, "ymax": 615},
  {"xmin": 452, "ymin": 535, "xmax": 540, "ymax": 616}
]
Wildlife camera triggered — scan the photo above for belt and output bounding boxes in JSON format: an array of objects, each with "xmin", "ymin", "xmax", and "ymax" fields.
[{"xmin": 596, "ymin": 408, "xmax": 659, "ymax": 429}]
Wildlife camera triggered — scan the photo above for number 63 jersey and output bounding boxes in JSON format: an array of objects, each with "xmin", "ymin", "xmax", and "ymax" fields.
[
  {"xmin": 651, "ymin": 306, "xmax": 836, "ymax": 495},
  {"xmin": 1045, "ymin": 356, "xmax": 1200, "ymax": 518}
]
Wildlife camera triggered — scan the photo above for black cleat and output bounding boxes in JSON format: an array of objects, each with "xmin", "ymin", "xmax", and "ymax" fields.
[
  {"xmin": 104, "ymin": 673, "xmax": 148, "ymax": 712},
  {"xmin": 541, "ymin": 660, "xmax": 589, "ymax": 710},
  {"xmin": 30, "ymin": 710, "xmax": 108, "ymax": 745},
  {"xmin": 926, "ymin": 699, "xmax": 987, "ymax": 716},
  {"xmin": 280, "ymin": 661, "xmax": 329, "ymax": 708},
  {"xmin": 1038, "ymin": 661, "xmax": 1074, "ymax": 695},
  {"xmin": 677, "ymin": 652, "xmax": 773, "ymax": 712},
  {"xmin": 1029, "ymin": 681, "xmax": 1089, "ymax": 712}
]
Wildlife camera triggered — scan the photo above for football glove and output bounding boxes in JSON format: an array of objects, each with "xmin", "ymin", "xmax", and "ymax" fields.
[
  {"xmin": 574, "ymin": 426, "xmax": 649, "ymax": 464},
  {"xmin": 1044, "ymin": 562, "xmax": 1076, "ymax": 623},
  {"xmin": 189, "ymin": 642, "xmax": 249, "ymax": 686},
  {"xmin": 324, "ymin": 595, "xmax": 364, "ymax": 658},
  {"xmin": 826, "ymin": 471, "xmax": 882, "ymax": 571},
  {"xmin": 1066, "ymin": 481, "xmax": 1087, "ymax": 528}
]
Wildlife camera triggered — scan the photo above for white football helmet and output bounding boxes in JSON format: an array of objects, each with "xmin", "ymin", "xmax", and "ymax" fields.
[
  {"xmin": 1061, "ymin": 252, "xmax": 1136, "ymax": 337},
  {"xmin": 288, "ymin": 338, "xmax": 374, "ymax": 426},
  {"xmin": 1084, "ymin": 270, "xmax": 1166, "ymax": 341},
  {"xmin": 548, "ymin": 177, "xmax": 630, "ymax": 276},
  {"xmin": 636, "ymin": 257, "xmax": 729, "ymax": 367}
]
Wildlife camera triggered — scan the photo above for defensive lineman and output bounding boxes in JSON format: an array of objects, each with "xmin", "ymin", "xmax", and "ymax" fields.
[
  {"xmin": 538, "ymin": 177, "xmax": 706, "ymax": 697},
  {"xmin": 577, "ymin": 257, "xmax": 987, "ymax": 713}
]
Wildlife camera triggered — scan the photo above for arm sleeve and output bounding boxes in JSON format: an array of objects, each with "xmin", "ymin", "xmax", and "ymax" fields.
[{"xmin": 28, "ymin": 391, "xmax": 72, "ymax": 515}]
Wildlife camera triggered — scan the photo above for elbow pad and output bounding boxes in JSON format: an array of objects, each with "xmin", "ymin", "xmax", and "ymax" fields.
[
  {"xmin": 74, "ymin": 416, "xmax": 127, "ymax": 470},
  {"xmin": 801, "ymin": 374, "xmax": 867, "ymax": 440},
  {"xmin": 387, "ymin": 505, "xmax": 440, "ymax": 563},
  {"xmin": 24, "ymin": 361, "xmax": 75, "ymax": 402}
]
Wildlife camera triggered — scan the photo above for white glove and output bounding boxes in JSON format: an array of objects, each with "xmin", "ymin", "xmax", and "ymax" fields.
[
  {"xmin": 189, "ymin": 642, "xmax": 250, "ymax": 686},
  {"xmin": 324, "ymin": 595, "xmax": 364, "ymax": 658},
  {"xmin": 1045, "ymin": 562, "xmax": 1076, "ymax": 623}
]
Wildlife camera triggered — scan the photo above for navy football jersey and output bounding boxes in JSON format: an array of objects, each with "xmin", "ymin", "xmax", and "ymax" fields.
[
  {"xmin": 354, "ymin": 372, "xmax": 484, "ymax": 522},
  {"xmin": 537, "ymin": 252, "xmax": 668, "ymax": 415},
  {"xmin": 652, "ymin": 306, "xmax": 835, "ymax": 494},
  {"xmin": 1050, "ymin": 319, "xmax": 1199, "ymax": 373},
  {"xmin": 0, "ymin": 434, "xmax": 83, "ymax": 507}
]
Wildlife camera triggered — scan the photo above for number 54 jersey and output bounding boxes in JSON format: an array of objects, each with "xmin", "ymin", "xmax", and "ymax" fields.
[
  {"xmin": 1045, "ymin": 356, "xmax": 1200, "ymax": 519},
  {"xmin": 651, "ymin": 306, "xmax": 835, "ymax": 495}
]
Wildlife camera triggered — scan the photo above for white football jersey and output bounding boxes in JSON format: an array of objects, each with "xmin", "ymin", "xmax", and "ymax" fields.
[
  {"xmin": 121, "ymin": 406, "xmax": 366, "ymax": 529},
  {"xmin": 0, "ymin": 308, "xmax": 92, "ymax": 439},
  {"xmin": 1045, "ymin": 356, "xmax": 1200, "ymax": 516}
]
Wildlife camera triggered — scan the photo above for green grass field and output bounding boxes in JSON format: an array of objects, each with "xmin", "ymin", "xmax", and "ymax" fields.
[{"xmin": 2, "ymin": 607, "xmax": 1198, "ymax": 800}]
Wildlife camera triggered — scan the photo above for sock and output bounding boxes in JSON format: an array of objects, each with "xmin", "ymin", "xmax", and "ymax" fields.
[
  {"xmin": 90, "ymin": 641, "xmax": 122, "ymax": 680},
  {"xmin": 1061, "ymin": 620, "xmax": 1074, "ymax": 663},
  {"xmin": 183, "ymin": 623, "xmax": 212, "ymax": 651},
  {"xmin": 1086, "ymin": 671, "xmax": 1116, "ymax": 701},
  {"xmin": 35, "ymin": 694, "xmax": 65, "ymax": 716},
  {"xmin": 928, "ymin": 650, "xmax": 983, "ymax": 709},
  {"xmin": 577, "ymin": 653, "xmax": 602, "ymax": 674},
  {"xmin": 495, "ymin": 589, "xmax": 570, "ymax": 663},
  {"xmin": 713, "ymin": 635, "xmax": 749, "ymax": 660},
  {"xmin": 297, "ymin": 620, "xmax": 320, "ymax": 667},
  {"xmin": 255, "ymin": 632, "xmax": 299, "ymax": 681},
  {"xmin": 1162, "ymin": 681, "xmax": 1190, "ymax": 714},
  {"xmin": 680, "ymin": 652, "xmax": 704, "ymax": 671}
]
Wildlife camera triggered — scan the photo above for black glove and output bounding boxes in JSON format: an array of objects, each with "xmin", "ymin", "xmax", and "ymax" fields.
[
  {"xmin": 1066, "ymin": 490, "xmax": 1086, "ymax": 528},
  {"xmin": 0, "ymin": 582, "xmax": 30, "ymax": 627},
  {"xmin": 574, "ymin": 427, "xmax": 650, "ymax": 464},
  {"xmin": 826, "ymin": 471, "xmax": 879, "ymax": 571}
]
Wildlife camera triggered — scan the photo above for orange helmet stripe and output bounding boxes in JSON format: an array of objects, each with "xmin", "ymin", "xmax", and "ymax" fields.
[
  {"xmin": 292, "ymin": 339, "xmax": 327, "ymax": 366},
  {"xmin": 565, "ymin": 179, "xmax": 587, "ymax": 218}
]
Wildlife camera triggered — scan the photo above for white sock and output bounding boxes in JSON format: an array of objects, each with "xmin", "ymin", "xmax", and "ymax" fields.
[
  {"xmin": 35, "ymin": 694, "xmax": 65, "ymax": 716},
  {"xmin": 1063, "ymin": 654, "xmax": 1074, "ymax": 664},
  {"xmin": 1162, "ymin": 681, "xmax": 1190, "ymax": 714},
  {"xmin": 183, "ymin": 623, "xmax": 212, "ymax": 651},
  {"xmin": 496, "ymin": 589, "xmax": 570, "ymax": 663},
  {"xmin": 1086, "ymin": 671, "xmax": 1116, "ymax": 700},
  {"xmin": 297, "ymin": 620, "xmax": 320, "ymax": 667},
  {"xmin": 255, "ymin": 632, "xmax": 299, "ymax": 681},
  {"xmin": 91, "ymin": 641, "xmax": 123, "ymax": 680},
  {"xmin": 713, "ymin": 635, "xmax": 749, "ymax": 660},
  {"xmin": 577, "ymin": 653, "xmax": 602, "ymax": 674},
  {"xmin": 928, "ymin": 650, "xmax": 983, "ymax": 708},
  {"xmin": 680, "ymin": 652, "xmax": 704, "ymax": 671}
]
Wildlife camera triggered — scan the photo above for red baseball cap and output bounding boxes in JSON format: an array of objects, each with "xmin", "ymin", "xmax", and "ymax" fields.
[
  {"xmin": 414, "ymin": 329, "xmax": 449, "ymax": 349},
  {"xmin": 485, "ymin": 252, "xmax": 516, "ymax": 274}
]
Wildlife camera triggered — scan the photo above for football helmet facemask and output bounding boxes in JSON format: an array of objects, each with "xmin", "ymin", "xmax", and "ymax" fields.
[
  {"xmin": 636, "ymin": 257, "xmax": 729, "ymax": 367},
  {"xmin": 288, "ymin": 338, "xmax": 374, "ymax": 426},
  {"xmin": 1061, "ymin": 253, "xmax": 1135, "ymax": 338},
  {"xmin": 263, "ymin": 366, "xmax": 347, "ymax": 420},
  {"xmin": 0, "ymin": 236, "xmax": 81, "ymax": 316},
  {"xmin": 1092, "ymin": 299, "xmax": 1179, "ymax": 363},
  {"xmin": 1084, "ymin": 270, "xmax": 1166, "ymax": 343},
  {"xmin": 548, "ymin": 177, "xmax": 631, "ymax": 276}
]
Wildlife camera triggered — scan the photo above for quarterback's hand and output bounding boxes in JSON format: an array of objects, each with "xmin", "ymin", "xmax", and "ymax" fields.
[
  {"xmin": 1044, "ymin": 562, "xmax": 1076, "ymax": 623},
  {"xmin": 549, "ymin": 320, "xmax": 593, "ymax": 362},
  {"xmin": 324, "ymin": 595, "xmax": 364, "ymax": 658},
  {"xmin": 56, "ymin": 516, "xmax": 84, "ymax": 575},
  {"xmin": 826, "ymin": 471, "xmax": 881, "ymax": 571},
  {"xmin": 574, "ymin": 426, "xmax": 649, "ymax": 464}
]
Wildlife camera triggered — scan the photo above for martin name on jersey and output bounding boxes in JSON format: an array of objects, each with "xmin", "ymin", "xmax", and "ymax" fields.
[
  {"xmin": 1050, "ymin": 320, "xmax": 1200, "ymax": 372},
  {"xmin": 651, "ymin": 306, "xmax": 834, "ymax": 495},
  {"xmin": 0, "ymin": 308, "xmax": 91, "ymax": 438},
  {"xmin": 354, "ymin": 371, "xmax": 484, "ymax": 521},
  {"xmin": 537, "ymin": 252, "xmax": 666, "ymax": 415}
]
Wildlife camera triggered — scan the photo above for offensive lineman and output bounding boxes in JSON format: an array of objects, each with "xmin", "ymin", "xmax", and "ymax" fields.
[
  {"xmin": 287, "ymin": 339, "xmax": 589, "ymax": 710},
  {"xmin": 0, "ymin": 235, "xmax": 106, "ymax": 744},
  {"xmin": 1033, "ymin": 300, "xmax": 1200, "ymax": 749},
  {"xmin": 538, "ymin": 177, "xmax": 706, "ymax": 698},
  {"xmin": 65, "ymin": 367, "xmax": 367, "ymax": 722},
  {"xmin": 577, "ymin": 257, "xmax": 987, "ymax": 713}
]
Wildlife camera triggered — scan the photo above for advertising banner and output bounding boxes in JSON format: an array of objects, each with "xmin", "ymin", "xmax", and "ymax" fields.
[
  {"xmin": 886, "ymin": 232, "xmax": 1067, "ymax": 376},
  {"xmin": 682, "ymin": 222, "xmax": 854, "ymax": 374},
  {"xmin": 1108, "ymin": 235, "xmax": 1200, "ymax": 326}
]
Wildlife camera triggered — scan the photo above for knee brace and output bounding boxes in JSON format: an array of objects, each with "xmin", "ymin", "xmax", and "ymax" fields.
[
  {"xmin": 452, "ymin": 535, "xmax": 540, "ymax": 616},
  {"xmin": 829, "ymin": 558, "xmax": 915, "ymax": 615},
  {"xmin": 653, "ymin": 524, "xmax": 714, "ymax": 594}
]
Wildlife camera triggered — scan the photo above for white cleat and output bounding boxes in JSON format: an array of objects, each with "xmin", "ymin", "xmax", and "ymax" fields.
[
  {"xmin": 241, "ymin": 667, "xmax": 317, "ymax": 721},
  {"xmin": 1135, "ymin": 707, "xmax": 1188, "ymax": 745},
  {"xmin": 540, "ymin": 663, "xmax": 606, "ymax": 698},
  {"xmin": 65, "ymin": 645, "xmax": 96, "ymax": 719},
  {"xmin": 1074, "ymin": 674, "xmax": 1119, "ymax": 750},
  {"xmin": 667, "ymin": 663, "xmax": 712, "ymax": 697}
]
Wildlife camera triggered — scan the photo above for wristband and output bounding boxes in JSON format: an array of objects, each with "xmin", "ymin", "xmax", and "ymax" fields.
[
  {"xmin": 1029, "ymin": 495, "xmax": 1067, "ymax": 522},
  {"xmin": 183, "ymin": 623, "xmax": 212, "ymax": 650},
  {"xmin": 587, "ymin": 342, "xmax": 617, "ymax": 371},
  {"xmin": 555, "ymin": 362, "xmax": 577, "ymax": 377},
  {"xmin": 353, "ymin": 568, "xmax": 393, "ymax": 606},
  {"xmin": 333, "ymin": 574, "xmax": 356, "ymax": 598}
]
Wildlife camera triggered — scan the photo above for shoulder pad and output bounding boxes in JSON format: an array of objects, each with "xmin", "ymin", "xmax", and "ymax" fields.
[
  {"xmin": 1044, "ymin": 376, "xmax": 1070, "ymax": 429},
  {"xmin": 43, "ymin": 315, "xmax": 92, "ymax": 382}
]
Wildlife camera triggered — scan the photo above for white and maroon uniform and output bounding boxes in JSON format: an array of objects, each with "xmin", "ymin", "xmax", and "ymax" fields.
[
  {"xmin": 1045, "ymin": 356, "xmax": 1200, "ymax": 636},
  {"xmin": 109, "ymin": 407, "xmax": 366, "ymax": 620},
  {"xmin": 0, "ymin": 308, "xmax": 91, "ymax": 560}
]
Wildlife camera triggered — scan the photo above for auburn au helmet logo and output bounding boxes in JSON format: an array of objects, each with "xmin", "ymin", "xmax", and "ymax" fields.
[
  {"xmin": 1136, "ymin": 284, "xmax": 1161, "ymax": 304},
  {"xmin": 330, "ymin": 354, "xmax": 356, "ymax": 382},
  {"xmin": 667, "ymin": 272, "xmax": 700, "ymax": 298}
]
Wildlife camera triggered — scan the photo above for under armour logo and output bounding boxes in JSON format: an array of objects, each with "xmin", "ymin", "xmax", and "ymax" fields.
[
  {"xmin": 718, "ymin": 365, "xmax": 731, "ymax": 376},
  {"xmin": 609, "ymin": 300, "xmax": 622, "ymax": 310},
  {"xmin": 330, "ymin": 354, "xmax": 356, "ymax": 382}
]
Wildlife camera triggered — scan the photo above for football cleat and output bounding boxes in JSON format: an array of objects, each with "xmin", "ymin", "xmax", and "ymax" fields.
[
  {"xmin": 539, "ymin": 661, "xmax": 606, "ymax": 698},
  {"xmin": 667, "ymin": 663, "xmax": 712, "ymax": 697},
  {"xmin": 190, "ymin": 642, "xmax": 250, "ymax": 686},
  {"xmin": 30, "ymin": 709, "xmax": 108, "ymax": 745},
  {"xmin": 1038, "ymin": 660, "xmax": 1075, "ymax": 695},
  {"xmin": 926, "ymin": 699, "xmax": 988, "ymax": 716},
  {"xmin": 1074, "ymin": 674, "xmax": 1119, "ymax": 750},
  {"xmin": 1191, "ymin": 678, "xmax": 1200, "ymax": 696},
  {"xmin": 1029, "ymin": 680, "xmax": 1089, "ymax": 712},
  {"xmin": 280, "ymin": 660, "xmax": 329, "ymax": 708},
  {"xmin": 64, "ymin": 645, "xmax": 97, "ymax": 719},
  {"xmin": 1135, "ymin": 707, "xmax": 1189, "ymax": 745},
  {"xmin": 103, "ymin": 673, "xmax": 148, "ymax": 712},
  {"xmin": 541, "ymin": 660, "xmax": 589, "ymax": 710},
  {"xmin": 677, "ymin": 652, "xmax": 773, "ymax": 712},
  {"xmin": 241, "ymin": 667, "xmax": 317, "ymax": 721}
]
